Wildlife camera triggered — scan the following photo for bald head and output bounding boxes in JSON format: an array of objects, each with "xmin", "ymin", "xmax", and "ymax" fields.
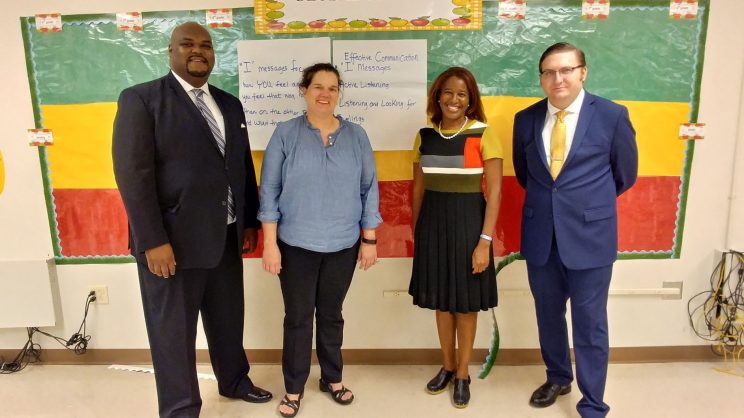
[{"xmin": 168, "ymin": 22, "xmax": 215, "ymax": 87}]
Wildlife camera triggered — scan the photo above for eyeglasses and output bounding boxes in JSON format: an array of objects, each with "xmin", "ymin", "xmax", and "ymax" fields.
[{"xmin": 539, "ymin": 65, "xmax": 585, "ymax": 79}]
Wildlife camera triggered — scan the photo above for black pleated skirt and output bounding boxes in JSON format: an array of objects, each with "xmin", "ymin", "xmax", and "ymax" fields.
[{"xmin": 409, "ymin": 190, "xmax": 498, "ymax": 313}]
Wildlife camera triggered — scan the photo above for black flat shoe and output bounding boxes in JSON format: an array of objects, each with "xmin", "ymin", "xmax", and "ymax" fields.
[
  {"xmin": 529, "ymin": 381, "xmax": 571, "ymax": 408},
  {"xmin": 426, "ymin": 368, "xmax": 454, "ymax": 394},
  {"xmin": 319, "ymin": 378, "xmax": 354, "ymax": 405},
  {"xmin": 239, "ymin": 385, "xmax": 273, "ymax": 403},
  {"xmin": 452, "ymin": 378, "xmax": 470, "ymax": 408}
]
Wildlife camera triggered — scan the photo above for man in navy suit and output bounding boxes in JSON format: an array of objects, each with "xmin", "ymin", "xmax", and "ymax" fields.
[
  {"xmin": 112, "ymin": 22, "xmax": 271, "ymax": 417},
  {"xmin": 512, "ymin": 42, "xmax": 638, "ymax": 418}
]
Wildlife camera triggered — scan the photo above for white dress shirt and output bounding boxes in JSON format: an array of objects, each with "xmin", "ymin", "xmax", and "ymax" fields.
[
  {"xmin": 171, "ymin": 71, "xmax": 226, "ymax": 139},
  {"xmin": 541, "ymin": 89, "xmax": 585, "ymax": 166},
  {"xmin": 171, "ymin": 71, "xmax": 234, "ymax": 224}
]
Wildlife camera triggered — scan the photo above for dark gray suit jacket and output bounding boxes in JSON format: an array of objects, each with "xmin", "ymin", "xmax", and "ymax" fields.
[{"xmin": 112, "ymin": 73, "xmax": 259, "ymax": 269}]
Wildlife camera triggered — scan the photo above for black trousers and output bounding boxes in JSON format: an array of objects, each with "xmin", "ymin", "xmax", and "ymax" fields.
[
  {"xmin": 278, "ymin": 240, "xmax": 359, "ymax": 394},
  {"xmin": 138, "ymin": 224, "xmax": 254, "ymax": 418}
]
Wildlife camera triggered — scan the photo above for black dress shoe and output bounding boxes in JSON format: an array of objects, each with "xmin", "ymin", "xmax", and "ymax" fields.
[
  {"xmin": 452, "ymin": 378, "xmax": 470, "ymax": 408},
  {"xmin": 240, "ymin": 385, "xmax": 273, "ymax": 403},
  {"xmin": 426, "ymin": 368, "xmax": 454, "ymax": 394},
  {"xmin": 529, "ymin": 381, "xmax": 571, "ymax": 408}
]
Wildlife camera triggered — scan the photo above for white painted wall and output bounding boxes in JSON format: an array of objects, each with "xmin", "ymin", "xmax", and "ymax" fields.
[
  {"xmin": 725, "ymin": 61, "xmax": 744, "ymax": 251},
  {"xmin": 1, "ymin": 0, "xmax": 742, "ymax": 352}
]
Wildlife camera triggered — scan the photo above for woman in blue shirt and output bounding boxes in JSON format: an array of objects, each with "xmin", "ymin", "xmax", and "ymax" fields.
[{"xmin": 258, "ymin": 63, "xmax": 382, "ymax": 418}]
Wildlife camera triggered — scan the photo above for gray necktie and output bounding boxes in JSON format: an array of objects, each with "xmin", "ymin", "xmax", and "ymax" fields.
[{"xmin": 191, "ymin": 89, "xmax": 235, "ymax": 221}]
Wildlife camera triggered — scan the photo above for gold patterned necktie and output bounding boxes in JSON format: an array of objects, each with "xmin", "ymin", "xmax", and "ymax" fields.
[{"xmin": 550, "ymin": 110, "xmax": 567, "ymax": 179}]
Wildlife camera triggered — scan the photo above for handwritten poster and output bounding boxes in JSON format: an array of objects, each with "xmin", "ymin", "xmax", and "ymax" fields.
[
  {"xmin": 333, "ymin": 40, "xmax": 427, "ymax": 150},
  {"xmin": 237, "ymin": 38, "xmax": 331, "ymax": 149}
]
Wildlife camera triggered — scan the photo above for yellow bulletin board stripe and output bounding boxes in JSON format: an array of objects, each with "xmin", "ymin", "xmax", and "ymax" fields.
[
  {"xmin": 480, "ymin": 96, "xmax": 689, "ymax": 179},
  {"xmin": 43, "ymin": 103, "xmax": 118, "ymax": 190},
  {"xmin": 42, "ymin": 97, "xmax": 690, "ymax": 188},
  {"xmin": 0, "ymin": 148, "xmax": 5, "ymax": 195},
  {"xmin": 617, "ymin": 99, "xmax": 689, "ymax": 177}
]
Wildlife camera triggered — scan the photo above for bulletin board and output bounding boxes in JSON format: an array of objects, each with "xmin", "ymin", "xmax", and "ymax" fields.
[{"xmin": 19, "ymin": 0, "xmax": 709, "ymax": 264}]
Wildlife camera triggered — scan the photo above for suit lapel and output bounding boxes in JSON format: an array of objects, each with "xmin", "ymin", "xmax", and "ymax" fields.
[
  {"xmin": 166, "ymin": 73, "xmax": 225, "ymax": 157},
  {"xmin": 532, "ymin": 99, "xmax": 550, "ymax": 173},
  {"xmin": 564, "ymin": 92, "xmax": 596, "ymax": 168}
]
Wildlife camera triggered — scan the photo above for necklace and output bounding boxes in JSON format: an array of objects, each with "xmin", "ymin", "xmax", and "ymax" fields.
[{"xmin": 437, "ymin": 116, "xmax": 469, "ymax": 139}]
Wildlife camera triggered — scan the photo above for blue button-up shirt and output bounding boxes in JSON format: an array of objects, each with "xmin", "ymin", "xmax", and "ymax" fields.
[{"xmin": 258, "ymin": 114, "xmax": 383, "ymax": 253}]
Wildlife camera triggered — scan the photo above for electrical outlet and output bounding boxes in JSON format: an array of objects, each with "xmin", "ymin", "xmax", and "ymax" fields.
[
  {"xmin": 382, "ymin": 290, "xmax": 408, "ymax": 298},
  {"xmin": 92, "ymin": 285, "xmax": 109, "ymax": 304}
]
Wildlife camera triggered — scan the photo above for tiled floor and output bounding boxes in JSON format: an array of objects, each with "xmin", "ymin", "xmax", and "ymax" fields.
[{"xmin": 1, "ymin": 362, "xmax": 743, "ymax": 417}]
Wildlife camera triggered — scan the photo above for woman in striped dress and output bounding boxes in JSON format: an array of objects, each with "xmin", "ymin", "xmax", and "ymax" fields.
[{"xmin": 409, "ymin": 67, "xmax": 503, "ymax": 408}]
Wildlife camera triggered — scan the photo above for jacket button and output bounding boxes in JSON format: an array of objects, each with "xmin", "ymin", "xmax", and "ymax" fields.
[
  {"xmin": 552, "ymin": 188, "xmax": 558, "ymax": 192},
  {"xmin": 221, "ymin": 201, "xmax": 227, "ymax": 206}
]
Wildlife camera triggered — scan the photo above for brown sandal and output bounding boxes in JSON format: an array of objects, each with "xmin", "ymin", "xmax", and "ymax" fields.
[
  {"xmin": 278, "ymin": 392, "xmax": 303, "ymax": 418},
  {"xmin": 319, "ymin": 378, "xmax": 354, "ymax": 405}
]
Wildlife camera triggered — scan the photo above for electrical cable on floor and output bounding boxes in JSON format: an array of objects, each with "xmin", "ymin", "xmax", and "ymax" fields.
[
  {"xmin": 688, "ymin": 250, "xmax": 744, "ymax": 363},
  {"xmin": 0, "ymin": 291, "xmax": 97, "ymax": 374}
]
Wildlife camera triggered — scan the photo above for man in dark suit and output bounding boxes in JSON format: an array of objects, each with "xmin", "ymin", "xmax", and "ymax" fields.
[
  {"xmin": 112, "ymin": 22, "xmax": 271, "ymax": 417},
  {"xmin": 512, "ymin": 42, "xmax": 638, "ymax": 418}
]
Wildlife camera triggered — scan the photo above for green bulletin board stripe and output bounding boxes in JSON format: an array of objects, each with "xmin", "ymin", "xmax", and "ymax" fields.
[
  {"xmin": 21, "ymin": 17, "xmax": 63, "ymax": 257},
  {"xmin": 39, "ymin": 147, "xmax": 61, "ymax": 257},
  {"xmin": 675, "ymin": 145, "xmax": 693, "ymax": 259},
  {"xmin": 20, "ymin": 19, "xmax": 41, "ymax": 127},
  {"xmin": 27, "ymin": 3, "xmax": 703, "ymax": 105},
  {"xmin": 673, "ymin": 2, "xmax": 710, "ymax": 258},
  {"xmin": 479, "ymin": 252, "xmax": 522, "ymax": 378},
  {"xmin": 55, "ymin": 255, "xmax": 134, "ymax": 264}
]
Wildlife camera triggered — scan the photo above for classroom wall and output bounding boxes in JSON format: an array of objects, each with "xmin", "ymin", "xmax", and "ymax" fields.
[
  {"xmin": 1, "ymin": 0, "xmax": 742, "ymax": 353},
  {"xmin": 726, "ymin": 74, "xmax": 744, "ymax": 251}
]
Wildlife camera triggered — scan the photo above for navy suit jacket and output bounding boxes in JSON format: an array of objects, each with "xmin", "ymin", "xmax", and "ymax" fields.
[
  {"xmin": 112, "ymin": 73, "xmax": 259, "ymax": 269},
  {"xmin": 512, "ymin": 91, "xmax": 638, "ymax": 270}
]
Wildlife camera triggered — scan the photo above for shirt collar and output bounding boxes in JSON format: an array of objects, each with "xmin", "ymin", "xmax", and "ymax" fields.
[
  {"xmin": 301, "ymin": 111, "xmax": 346, "ymax": 131},
  {"xmin": 171, "ymin": 70, "xmax": 211, "ymax": 97},
  {"xmin": 547, "ymin": 88, "xmax": 585, "ymax": 116}
]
